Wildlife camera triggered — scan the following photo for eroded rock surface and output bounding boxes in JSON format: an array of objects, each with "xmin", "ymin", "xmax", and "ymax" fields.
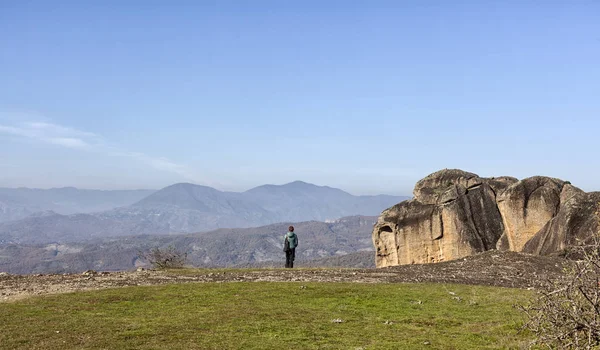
[{"xmin": 373, "ymin": 169, "xmax": 599, "ymax": 267}]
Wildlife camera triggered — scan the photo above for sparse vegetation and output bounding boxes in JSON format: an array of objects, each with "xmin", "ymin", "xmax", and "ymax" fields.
[
  {"xmin": 0, "ymin": 216, "xmax": 377, "ymax": 274},
  {"xmin": 0, "ymin": 282, "xmax": 534, "ymax": 349},
  {"xmin": 519, "ymin": 206, "xmax": 600, "ymax": 349},
  {"xmin": 137, "ymin": 245, "xmax": 188, "ymax": 269}
]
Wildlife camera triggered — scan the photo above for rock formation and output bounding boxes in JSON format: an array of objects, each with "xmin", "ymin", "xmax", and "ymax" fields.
[{"xmin": 372, "ymin": 169, "xmax": 600, "ymax": 267}]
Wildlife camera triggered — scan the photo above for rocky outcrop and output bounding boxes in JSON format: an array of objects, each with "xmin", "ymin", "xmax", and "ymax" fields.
[
  {"xmin": 373, "ymin": 169, "xmax": 599, "ymax": 267},
  {"xmin": 495, "ymin": 176, "xmax": 565, "ymax": 252},
  {"xmin": 523, "ymin": 190, "xmax": 600, "ymax": 255}
]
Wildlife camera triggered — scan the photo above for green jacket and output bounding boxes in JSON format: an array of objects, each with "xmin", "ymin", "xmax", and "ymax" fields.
[{"xmin": 284, "ymin": 231, "xmax": 298, "ymax": 249}]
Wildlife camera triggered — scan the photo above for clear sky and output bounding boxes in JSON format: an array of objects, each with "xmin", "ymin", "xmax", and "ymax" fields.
[{"xmin": 1, "ymin": 1, "xmax": 599, "ymax": 195}]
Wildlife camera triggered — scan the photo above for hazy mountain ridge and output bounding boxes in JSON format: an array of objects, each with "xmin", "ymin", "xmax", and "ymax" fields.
[
  {"xmin": 244, "ymin": 181, "xmax": 400, "ymax": 222},
  {"xmin": 0, "ymin": 216, "xmax": 377, "ymax": 274},
  {"xmin": 0, "ymin": 212, "xmax": 153, "ymax": 245},
  {"xmin": 0, "ymin": 187, "xmax": 156, "ymax": 223},
  {"xmin": 124, "ymin": 183, "xmax": 274, "ymax": 229},
  {"xmin": 0, "ymin": 181, "xmax": 407, "ymax": 245}
]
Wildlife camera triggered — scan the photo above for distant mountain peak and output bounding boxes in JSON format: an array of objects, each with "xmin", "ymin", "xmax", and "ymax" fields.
[
  {"xmin": 287, "ymin": 180, "xmax": 311, "ymax": 185},
  {"xmin": 246, "ymin": 180, "xmax": 336, "ymax": 193},
  {"xmin": 283, "ymin": 180, "xmax": 320, "ymax": 187},
  {"xmin": 164, "ymin": 182, "xmax": 220, "ymax": 191},
  {"xmin": 166, "ymin": 182, "xmax": 198, "ymax": 188},
  {"xmin": 27, "ymin": 210, "xmax": 60, "ymax": 218},
  {"xmin": 132, "ymin": 182, "xmax": 236, "ymax": 211}
]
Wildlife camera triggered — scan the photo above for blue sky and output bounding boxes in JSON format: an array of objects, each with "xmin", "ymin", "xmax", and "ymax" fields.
[{"xmin": 0, "ymin": 1, "xmax": 599, "ymax": 195}]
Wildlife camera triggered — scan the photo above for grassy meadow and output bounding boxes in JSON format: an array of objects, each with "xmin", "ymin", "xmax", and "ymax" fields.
[{"xmin": 0, "ymin": 282, "xmax": 534, "ymax": 349}]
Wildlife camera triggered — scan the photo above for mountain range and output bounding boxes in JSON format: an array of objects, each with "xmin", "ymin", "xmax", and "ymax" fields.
[
  {"xmin": 0, "ymin": 187, "xmax": 155, "ymax": 222},
  {"xmin": 0, "ymin": 181, "xmax": 408, "ymax": 245},
  {"xmin": 0, "ymin": 215, "xmax": 377, "ymax": 274}
]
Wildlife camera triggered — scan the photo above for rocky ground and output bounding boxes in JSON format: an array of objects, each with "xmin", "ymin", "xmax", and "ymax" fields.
[{"xmin": 0, "ymin": 250, "xmax": 567, "ymax": 303}]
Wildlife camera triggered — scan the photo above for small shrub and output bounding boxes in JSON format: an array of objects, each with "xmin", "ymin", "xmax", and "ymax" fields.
[
  {"xmin": 519, "ymin": 206, "xmax": 600, "ymax": 349},
  {"xmin": 138, "ymin": 245, "xmax": 188, "ymax": 269}
]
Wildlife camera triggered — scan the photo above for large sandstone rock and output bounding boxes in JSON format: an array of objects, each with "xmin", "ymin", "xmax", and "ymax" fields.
[
  {"xmin": 523, "ymin": 189, "xmax": 600, "ymax": 255},
  {"xmin": 373, "ymin": 169, "xmax": 599, "ymax": 267},
  {"xmin": 496, "ymin": 177, "xmax": 566, "ymax": 252}
]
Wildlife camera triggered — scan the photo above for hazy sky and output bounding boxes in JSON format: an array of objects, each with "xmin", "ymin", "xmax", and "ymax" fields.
[{"xmin": 1, "ymin": 1, "xmax": 599, "ymax": 195}]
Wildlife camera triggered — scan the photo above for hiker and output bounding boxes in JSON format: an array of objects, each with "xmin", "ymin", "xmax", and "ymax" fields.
[{"xmin": 283, "ymin": 225, "xmax": 298, "ymax": 268}]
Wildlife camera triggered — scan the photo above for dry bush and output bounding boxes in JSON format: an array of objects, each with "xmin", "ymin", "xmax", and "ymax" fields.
[
  {"xmin": 138, "ymin": 245, "xmax": 188, "ymax": 269},
  {"xmin": 519, "ymin": 208, "xmax": 600, "ymax": 349}
]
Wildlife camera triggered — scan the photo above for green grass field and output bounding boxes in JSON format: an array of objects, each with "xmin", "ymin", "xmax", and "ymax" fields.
[{"xmin": 0, "ymin": 282, "xmax": 534, "ymax": 349}]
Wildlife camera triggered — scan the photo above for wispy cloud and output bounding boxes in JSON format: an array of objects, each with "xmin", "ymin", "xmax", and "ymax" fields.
[
  {"xmin": 26, "ymin": 121, "xmax": 98, "ymax": 138},
  {"xmin": 48, "ymin": 137, "xmax": 90, "ymax": 149},
  {"xmin": 0, "ymin": 122, "xmax": 95, "ymax": 149},
  {"xmin": 0, "ymin": 120, "xmax": 215, "ymax": 186}
]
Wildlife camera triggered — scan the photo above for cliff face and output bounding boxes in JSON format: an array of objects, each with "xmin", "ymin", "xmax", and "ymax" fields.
[{"xmin": 372, "ymin": 169, "xmax": 599, "ymax": 267}]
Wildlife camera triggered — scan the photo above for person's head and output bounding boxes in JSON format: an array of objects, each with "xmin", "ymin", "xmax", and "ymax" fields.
[{"xmin": 288, "ymin": 226, "xmax": 294, "ymax": 232}]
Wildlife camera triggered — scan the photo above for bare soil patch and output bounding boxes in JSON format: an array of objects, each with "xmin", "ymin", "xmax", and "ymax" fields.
[{"xmin": 0, "ymin": 250, "xmax": 566, "ymax": 303}]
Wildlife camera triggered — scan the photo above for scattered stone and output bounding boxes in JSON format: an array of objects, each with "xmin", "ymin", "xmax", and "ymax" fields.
[
  {"xmin": 300, "ymin": 285, "xmax": 307, "ymax": 289},
  {"xmin": 423, "ymin": 341, "xmax": 431, "ymax": 345},
  {"xmin": 0, "ymin": 272, "xmax": 10, "ymax": 277},
  {"xmin": 383, "ymin": 320, "xmax": 394, "ymax": 325},
  {"xmin": 0, "ymin": 253, "xmax": 570, "ymax": 303},
  {"xmin": 136, "ymin": 267, "xmax": 146, "ymax": 272},
  {"xmin": 81, "ymin": 270, "xmax": 97, "ymax": 276},
  {"xmin": 331, "ymin": 319, "xmax": 344, "ymax": 323}
]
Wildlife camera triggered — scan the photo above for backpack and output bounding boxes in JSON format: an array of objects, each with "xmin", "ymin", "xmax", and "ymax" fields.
[{"xmin": 283, "ymin": 237, "xmax": 290, "ymax": 252}]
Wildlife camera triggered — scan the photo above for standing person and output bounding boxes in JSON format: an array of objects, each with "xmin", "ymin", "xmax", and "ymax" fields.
[{"xmin": 283, "ymin": 225, "xmax": 298, "ymax": 268}]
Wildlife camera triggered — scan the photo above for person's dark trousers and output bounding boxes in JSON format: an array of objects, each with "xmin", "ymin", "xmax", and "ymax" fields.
[{"xmin": 285, "ymin": 248, "xmax": 296, "ymax": 268}]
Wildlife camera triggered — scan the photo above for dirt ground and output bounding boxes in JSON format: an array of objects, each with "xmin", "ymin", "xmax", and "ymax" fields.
[{"xmin": 0, "ymin": 250, "xmax": 567, "ymax": 303}]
